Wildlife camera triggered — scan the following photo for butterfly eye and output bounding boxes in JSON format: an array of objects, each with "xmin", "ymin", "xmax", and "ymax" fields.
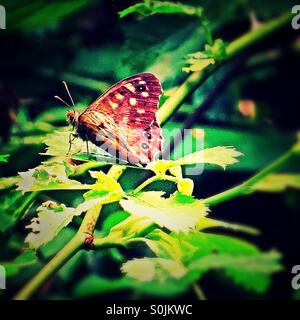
[
  {"xmin": 140, "ymin": 142, "xmax": 150, "ymax": 150},
  {"xmin": 143, "ymin": 131, "xmax": 152, "ymax": 140},
  {"xmin": 137, "ymin": 85, "xmax": 146, "ymax": 92}
]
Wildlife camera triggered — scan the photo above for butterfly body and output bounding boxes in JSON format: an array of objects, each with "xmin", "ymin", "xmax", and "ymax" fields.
[{"xmin": 66, "ymin": 73, "xmax": 163, "ymax": 165}]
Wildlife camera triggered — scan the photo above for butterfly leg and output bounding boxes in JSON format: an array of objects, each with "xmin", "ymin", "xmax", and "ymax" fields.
[
  {"xmin": 85, "ymin": 136, "xmax": 90, "ymax": 155},
  {"xmin": 67, "ymin": 133, "xmax": 77, "ymax": 155}
]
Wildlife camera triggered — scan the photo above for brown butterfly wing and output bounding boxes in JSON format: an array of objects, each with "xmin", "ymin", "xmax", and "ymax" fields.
[{"xmin": 79, "ymin": 73, "xmax": 163, "ymax": 164}]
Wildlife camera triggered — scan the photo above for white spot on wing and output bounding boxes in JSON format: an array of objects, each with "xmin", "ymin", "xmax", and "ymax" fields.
[
  {"xmin": 109, "ymin": 100, "xmax": 118, "ymax": 109},
  {"xmin": 129, "ymin": 98, "xmax": 137, "ymax": 106},
  {"xmin": 141, "ymin": 92, "xmax": 149, "ymax": 97},
  {"xmin": 137, "ymin": 109, "xmax": 145, "ymax": 114},
  {"xmin": 139, "ymin": 80, "xmax": 146, "ymax": 84},
  {"xmin": 125, "ymin": 83, "xmax": 136, "ymax": 93},
  {"xmin": 116, "ymin": 93, "xmax": 124, "ymax": 100}
]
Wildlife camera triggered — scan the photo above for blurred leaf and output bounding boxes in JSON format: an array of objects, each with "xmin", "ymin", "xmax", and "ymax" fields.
[
  {"xmin": 6, "ymin": 0, "xmax": 94, "ymax": 31},
  {"xmin": 0, "ymin": 154, "xmax": 10, "ymax": 163},
  {"xmin": 196, "ymin": 217, "xmax": 259, "ymax": 235},
  {"xmin": 0, "ymin": 176, "xmax": 20, "ymax": 190},
  {"xmin": 125, "ymin": 231, "xmax": 282, "ymax": 293},
  {"xmin": 139, "ymin": 229, "xmax": 196, "ymax": 261},
  {"xmin": 120, "ymin": 191, "xmax": 208, "ymax": 232},
  {"xmin": 121, "ymin": 257, "xmax": 186, "ymax": 282},
  {"xmin": 73, "ymin": 274, "xmax": 187, "ymax": 298},
  {"xmin": 183, "ymin": 39, "xmax": 227, "ymax": 73},
  {"xmin": 119, "ymin": 1, "xmax": 203, "ymax": 18},
  {"xmin": 0, "ymin": 212, "xmax": 16, "ymax": 233},
  {"xmin": 187, "ymin": 250, "xmax": 281, "ymax": 293},
  {"xmin": 2, "ymin": 250, "xmax": 37, "ymax": 277},
  {"xmin": 253, "ymin": 174, "xmax": 300, "ymax": 193}
]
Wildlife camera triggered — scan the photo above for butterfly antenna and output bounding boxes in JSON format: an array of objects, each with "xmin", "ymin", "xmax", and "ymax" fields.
[
  {"xmin": 62, "ymin": 81, "xmax": 75, "ymax": 108},
  {"xmin": 54, "ymin": 95, "xmax": 71, "ymax": 107}
]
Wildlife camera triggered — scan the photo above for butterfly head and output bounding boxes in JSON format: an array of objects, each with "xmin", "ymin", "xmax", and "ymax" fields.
[{"xmin": 66, "ymin": 110, "xmax": 79, "ymax": 126}]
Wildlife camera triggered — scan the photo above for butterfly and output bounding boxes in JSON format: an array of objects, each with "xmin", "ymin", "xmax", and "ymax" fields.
[{"xmin": 65, "ymin": 73, "xmax": 163, "ymax": 165}]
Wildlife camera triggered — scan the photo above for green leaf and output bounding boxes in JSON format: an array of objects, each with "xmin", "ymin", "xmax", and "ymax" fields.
[
  {"xmin": 43, "ymin": 130, "xmax": 81, "ymax": 157},
  {"xmin": 25, "ymin": 202, "xmax": 79, "ymax": 250},
  {"xmin": 175, "ymin": 232, "xmax": 282, "ymax": 293},
  {"xmin": 177, "ymin": 178, "xmax": 194, "ymax": 196},
  {"xmin": 0, "ymin": 176, "xmax": 20, "ymax": 190},
  {"xmin": 42, "ymin": 130, "xmax": 112, "ymax": 162},
  {"xmin": 252, "ymin": 174, "xmax": 300, "ymax": 192},
  {"xmin": 146, "ymin": 146, "xmax": 243, "ymax": 175},
  {"xmin": 138, "ymin": 229, "xmax": 197, "ymax": 261},
  {"xmin": 73, "ymin": 275, "xmax": 187, "ymax": 298},
  {"xmin": 188, "ymin": 250, "xmax": 282, "ymax": 293},
  {"xmin": 0, "ymin": 154, "xmax": 10, "ymax": 163},
  {"xmin": 119, "ymin": 1, "xmax": 203, "ymax": 19},
  {"xmin": 106, "ymin": 215, "xmax": 154, "ymax": 242},
  {"xmin": 6, "ymin": 0, "xmax": 94, "ymax": 31},
  {"xmin": 125, "ymin": 231, "xmax": 282, "ymax": 294},
  {"xmin": 1, "ymin": 250, "xmax": 37, "ymax": 277},
  {"xmin": 0, "ymin": 212, "xmax": 16, "ymax": 233},
  {"xmin": 196, "ymin": 217, "xmax": 259, "ymax": 235},
  {"xmin": 40, "ymin": 228, "xmax": 76, "ymax": 258},
  {"xmin": 16, "ymin": 161, "xmax": 89, "ymax": 193},
  {"xmin": 25, "ymin": 172, "xmax": 123, "ymax": 249},
  {"xmin": 121, "ymin": 257, "xmax": 187, "ymax": 282},
  {"xmin": 89, "ymin": 170, "xmax": 124, "ymax": 195},
  {"xmin": 120, "ymin": 191, "xmax": 209, "ymax": 232},
  {"xmin": 178, "ymin": 146, "xmax": 243, "ymax": 169},
  {"xmin": 102, "ymin": 210, "xmax": 130, "ymax": 235},
  {"xmin": 183, "ymin": 39, "xmax": 227, "ymax": 73}
]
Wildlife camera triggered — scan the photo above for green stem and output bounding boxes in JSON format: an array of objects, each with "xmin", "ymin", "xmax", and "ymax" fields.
[
  {"xmin": 157, "ymin": 11, "xmax": 292, "ymax": 125},
  {"xmin": 192, "ymin": 283, "xmax": 206, "ymax": 300},
  {"xmin": 132, "ymin": 175, "xmax": 178, "ymax": 194},
  {"xmin": 204, "ymin": 149, "xmax": 294, "ymax": 206},
  {"xmin": 226, "ymin": 12, "xmax": 292, "ymax": 58},
  {"xmin": 14, "ymin": 233, "xmax": 83, "ymax": 300},
  {"xmin": 133, "ymin": 176, "xmax": 160, "ymax": 194},
  {"xmin": 14, "ymin": 166, "xmax": 124, "ymax": 300}
]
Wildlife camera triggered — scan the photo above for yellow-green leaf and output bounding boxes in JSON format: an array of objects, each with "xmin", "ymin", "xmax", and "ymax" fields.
[
  {"xmin": 121, "ymin": 257, "xmax": 187, "ymax": 282},
  {"xmin": 120, "ymin": 191, "xmax": 209, "ymax": 232}
]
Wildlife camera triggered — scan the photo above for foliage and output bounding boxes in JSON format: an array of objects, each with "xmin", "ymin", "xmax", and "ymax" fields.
[
  {"xmin": 0, "ymin": 0, "xmax": 298, "ymax": 301},
  {"xmin": 119, "ymin": 1, "xmax": 204, "ymax": 19}
]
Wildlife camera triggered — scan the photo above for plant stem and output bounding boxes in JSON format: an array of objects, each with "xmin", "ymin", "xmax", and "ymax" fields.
[
  {"xmin": 14, "ymin": 166, "xmax": 124, "ymax": 300},
  {"xmin": 132, "ymin": 175, "xmax": 178, "ymax": 194},
  {"xmin": 204, "ymin": 149, "xmax": 294, "ymax": 206},
  {"xmin": 133, "ymin": 176, "xmax": 160, "ymax": 194},
  {"xmin": 14, "ymin": 233, "xmax": 83, "ymax": 300},
  {"xmin": 192, "ymin": 283, "xmax": 206, "ymax": 300},
  {"xmin": 157, "ymin": 11, "xmax": 292, "ymax": 125},
  {"xmin": 225, "ymin": 12, "xmax": 292, "ymax": 58}
]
